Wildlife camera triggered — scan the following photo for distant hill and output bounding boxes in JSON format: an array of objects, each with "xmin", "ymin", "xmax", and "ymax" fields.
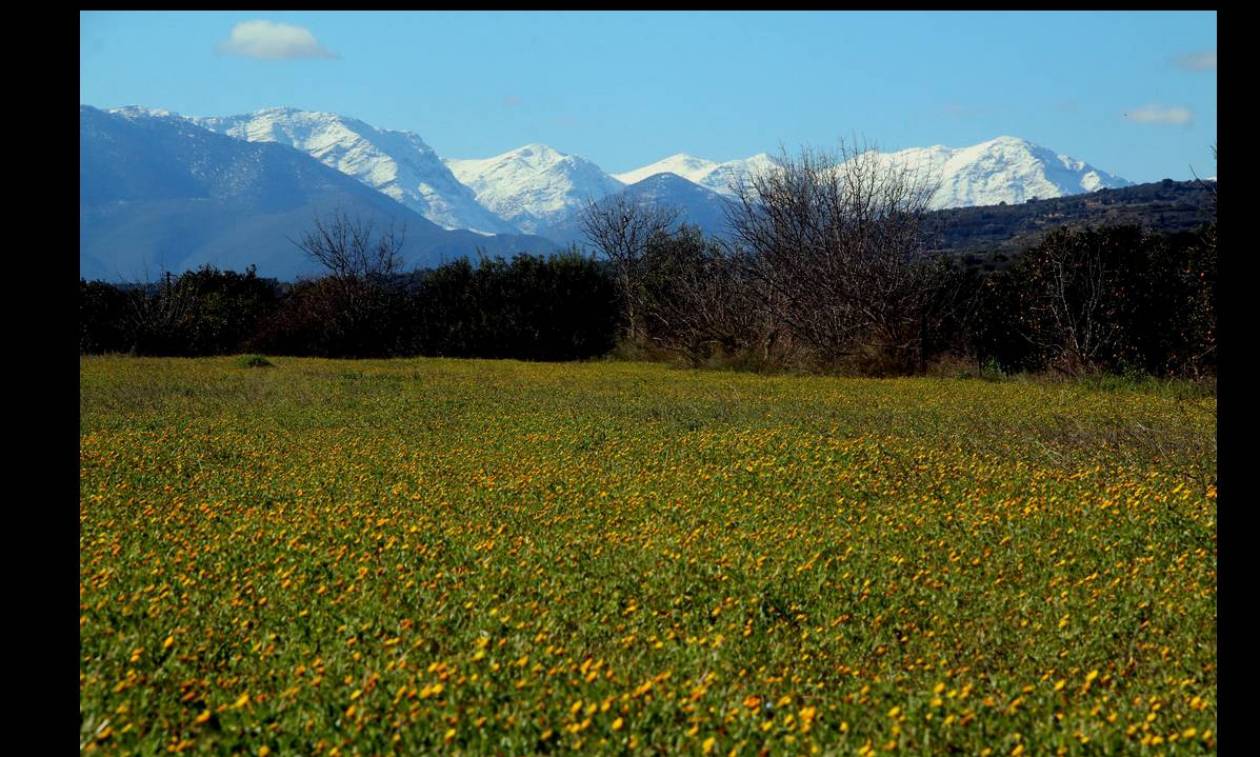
[
  {"xmin": 619, "ymin": 173, "xmax": 735, "ymax": 237},
  {"xmin": 80, "ymin": 106, "xmax": 556, "ymax": 282},
  {"xmin": 542, "ymin": 173, "xmax": 737, "ymax": 245},
  {"xmin": 923, "ymin": 178, "xmax": 1216, "ymax": 261}
]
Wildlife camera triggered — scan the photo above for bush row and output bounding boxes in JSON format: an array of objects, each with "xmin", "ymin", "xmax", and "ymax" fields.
[{"xmin": 80, "ymin": 222, "xmax": 1215, "ymax": 378}]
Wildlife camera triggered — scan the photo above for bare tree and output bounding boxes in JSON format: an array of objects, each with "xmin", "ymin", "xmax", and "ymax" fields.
[
  {"xmin": 1189, "ymin": 143, "xmax": 1217, "ymax": 211},
  {"xmin": 580, "ymin": 193, "xmax": 680, "ymax": 343},
  {"xmin": 290, "ymin": 208, "xmax": 406, "ymax": 281},
  {"xmin": 124, "ymin": 270, "xmax": 197, "ymax": 355},
  {"xmin": 1017, "ymin": 228, "xmax": 1123, "ymax": 375},
  {"xmin": 287, "ymin": 209, "xmax": 408, "ymax": 356},
  {"xmin": 725, "ymin": 138, "xmax": 945, "ymax": 372}
]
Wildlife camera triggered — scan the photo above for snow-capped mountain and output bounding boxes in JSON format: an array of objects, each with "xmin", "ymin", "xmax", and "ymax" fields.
[
  {"xmin": 444, "ymin": 144, "xmax": 625, "ymax": 236},
  {"xmin": 876, "ymin": 136, "xmax": 1131, "ymax": 209},
  {"xmin": 616, "ymin": 139, "xmax": 1128, "ymax": 209},
  {"xmin": 97, "ymin": 103, "xmax": 1135, "ymax": 247},
  {"xmin": 183, "ymin": 107, "xmax": 518, "ymax": 235},
  {"xmin": 82, "ymin": 106, "xmax": 555, "ymax": 281},
  {"xmin": 109, "ymin": 105, "xmax": 177, "ymax": 120},
  {"xmin": 694, "ymin": 154, "xmax": 779, "ymax": 196},
  {"xmin": 614, "ymin": 153, "xmax": 778, "ymax": 197},
  {"xmin": 613, "ymin": 154, "xmax": 720, "ymax": 186}
]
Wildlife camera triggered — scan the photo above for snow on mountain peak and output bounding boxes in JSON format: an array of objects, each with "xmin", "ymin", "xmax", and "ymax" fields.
[
  {"xmin": 877, "ymin": 136, "xmax": 1130, "ymax": 209},
  {"xmin": 696, "ymin": 154, "xmax": 780, "ymax": 196},
  {"xmin": 614, "ymin": 154, "xmax": 719, "ymax": 186},
  {"xmin": 514, "ymin": 143, "xmax": 560, "ymax": 156},
  {"xmin": 190, "ymin": 108, "xmax": 518, "ymax": 235},
  {"xmin": 445, "ymin": 144, "xmax": 625, "ymax": 236},
  {"xmin": 614, "ymin": 152, "xmax": 779, "ymax": 196},
  {"xmin": 97, "ymin": 103, "xmax": 1135, "ymax": 237},
  {"xmin": 614, "ymin": 139, "xmax": 1125, "ymax": 209},
  {"xmin": 108, "ymin": 105, "xmax": 179, "ymax": 120},
  {"xmin": 491, "ymin": 143, "xmax": 581, "ymax": 171},
  {"xmin": 982, "ymin": 135, "xmax": 1031, "ymax": 147}
]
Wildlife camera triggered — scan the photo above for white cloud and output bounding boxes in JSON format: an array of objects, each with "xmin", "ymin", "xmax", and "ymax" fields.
[
  {"xmin": 1123, "ymin": 105, "xmax": 1193, "ymax": 125},
  {"xmin": 218, "ymin": 20, "xmax": 337, "ymax": 60},
  {"xmin": 1175, "ymin": 50, "xmax": 1216, "ymax": 72}
]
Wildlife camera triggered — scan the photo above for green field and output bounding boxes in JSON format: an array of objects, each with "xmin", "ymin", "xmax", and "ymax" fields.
[{"xmin": 80, "ymin": 357, "xmax": 1217, "ymax": 754}]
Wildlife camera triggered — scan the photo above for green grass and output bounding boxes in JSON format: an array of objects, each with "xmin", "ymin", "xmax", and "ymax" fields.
[
  {"xmin": 234, "ymin": 354, "xmax": 275, "ymax": 369},
  {"xmin": 79, "ymin": 356, "xmax": 1217, "ymax": 754}
]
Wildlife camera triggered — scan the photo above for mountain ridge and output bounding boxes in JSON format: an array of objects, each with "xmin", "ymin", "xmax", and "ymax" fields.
[
  {"xmin": 183, "ymin": 107, "xmax": 520, "ymax": 235},
  {"xmin": 615, "ymin": 137, "xmax": 1130, "ymax": 209},
  {"xmin": 444, "ymin": 144, "xmax": 626, "ymax": 237},
  {"xmin": 85, "ymin": 104, "xmax": 1161, "ymax": 274},
  {"xmin": 81, "ymin": 106, "xmax": 555, "ymax": 281}
]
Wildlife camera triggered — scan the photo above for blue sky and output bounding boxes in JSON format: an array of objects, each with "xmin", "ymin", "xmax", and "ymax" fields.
[{"xmin": 80, "ymin": 11, "xmax": 1216, "ymax": 183}]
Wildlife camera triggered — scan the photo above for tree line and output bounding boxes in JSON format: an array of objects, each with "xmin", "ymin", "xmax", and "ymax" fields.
[
  {"xmin": 80, "ymin": 143, "xmax": 1215, "ymax": 378},
  {"xmin": 583, "ymin": 140, "xmax": 1215, "ymax": 378},
  {"xmin": 80, "ymin": 237, "xmax": 617, "ymax": 362}
]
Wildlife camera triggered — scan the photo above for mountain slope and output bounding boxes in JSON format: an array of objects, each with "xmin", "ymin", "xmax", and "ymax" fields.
[
  {"xmin": 544, "ymin": 172, "xmax": 736, "ymax": 245},
  {"xmin": 694, "ymin": 154, "xmax": 779, "ymax": 196},
  {"xmin": 81, "ymin": 106, "xmax": 554, "ymax": 281},
  {"xmin": 184, "ymin": 107, "xmax": 518, "ymax": 234},
  {"xmin": 621, "ymin": 173, "xmax": 734, "ymax": 233},
  {"xmin": 614, "ymin": 153, "xmax": 778, "ymax": 197},
  {"xmin": 614, "ymin": 139, "xmax": 1129, "ymax": 209},
  {"xmin": 613, "ymin": 154, "xmax": 719, "ymax": 186},
  {"xmin": 923, "ymin": 178, "xmax": 1216, "ymax": 257},
  {"xmin": 445, "ymin": 144, "xmax": 625, "ymax": 237},
  {"xmin": 89, "ymin": 103, "xmax": 1139, "ymax": 255},
  {"xmin": 873, "ymin": 136, "xmax": 1130, "ymax": 209}
]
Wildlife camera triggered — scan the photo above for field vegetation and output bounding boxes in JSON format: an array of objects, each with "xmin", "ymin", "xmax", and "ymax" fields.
[{"xmin": 80, "ymin": 357, "xmax": 1216, "ymax": 754}]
